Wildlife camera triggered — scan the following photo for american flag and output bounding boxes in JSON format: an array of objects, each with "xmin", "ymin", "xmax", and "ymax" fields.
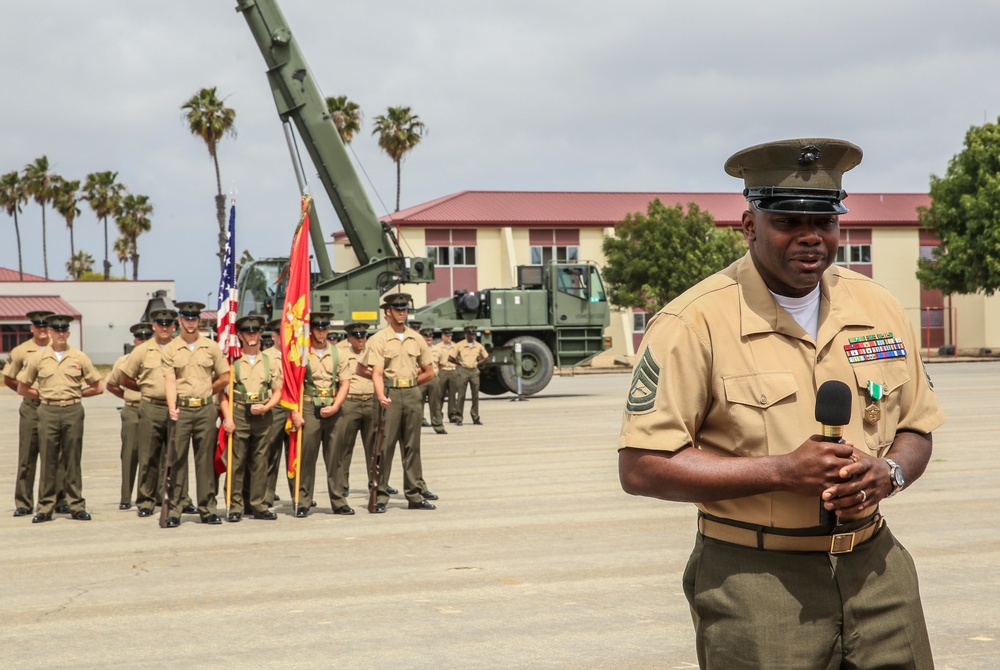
[{"xmin": 216, "ymin": 202, "xmax": 241, "ymax": 361}]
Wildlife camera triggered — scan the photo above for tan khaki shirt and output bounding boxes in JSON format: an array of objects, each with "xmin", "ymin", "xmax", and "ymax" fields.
[
  {"xmin": 17, "ymin": 346, "xmax": 101, "ymax": 401},
  {"xmin": 233, "ymin": 351, "xmax": 281, "ymax": 399},
  {"xmin": 362, "ymin": 327, "xmax": 431, "ymax": 381},
  {"xmin": 431, "ymin": 341, "xmax": 458, "ymax": 371},
  {"xmin": 306, "ymin": 346, "xmax": 337, "ymax": 391},
  {"xmin": 337, "ymin": 340, "xmax": 374, "ymax": 395},
  {"xmin": 122, "ymin": 339, "xmax": 170, "ymax": 400},
  {"xmin": 161, "ymin": 335, "xmax": 228, "ymax": 398},
  {"xmin": 107, "ymin": 354, "xmax": 142, "ymax": 403},
  {"xmin": 619, "ymin": 253, "xmax": 946, "ymax": 529},
  {"xmin": 3, "ymin": 338, "xmax": 47, "ymax": 390},
  {"xmin": 454, "ymin": 340, "xmax": 488, "ymax": 368}
]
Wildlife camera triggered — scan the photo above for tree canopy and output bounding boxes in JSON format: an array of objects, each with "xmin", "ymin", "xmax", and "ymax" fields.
[
  {"xmin": 601, "ymin": 199, "xmax": 746, "ymax": 311},
  {"xmin": 372, "ymin": 106, "xmax": 426, "ymax": 211}
]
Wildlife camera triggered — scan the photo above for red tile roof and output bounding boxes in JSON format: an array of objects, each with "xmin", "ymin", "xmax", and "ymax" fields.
[
  {"xmin": 0, "ymin": 295, "xmax": 81, "ymax": 320},
  {"xmin": 372, "ymin": 191, "xmax": 931, "ymax": 229},
  {"xmin": 0, "ymin": 267, "xmax": 48, "ymax": 282}
]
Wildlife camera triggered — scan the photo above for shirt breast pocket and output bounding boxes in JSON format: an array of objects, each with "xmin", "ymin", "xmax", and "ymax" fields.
[
  {"xmin": 851, "ymin": 360, "xmax": 911, "ymax": 455},
  {"xmin": 721, "ymin": 371, "xmax": 799, "ymax": 456}
]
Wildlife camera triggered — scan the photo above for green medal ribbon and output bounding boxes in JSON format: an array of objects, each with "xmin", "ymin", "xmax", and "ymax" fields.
[{"xmin": 866, "ymin": 380, "xmax": 884, "ymax": 401}]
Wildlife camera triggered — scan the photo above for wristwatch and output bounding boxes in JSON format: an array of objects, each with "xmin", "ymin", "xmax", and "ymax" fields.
[{"xmin": 883, "ymin": 458, "xmax": 905, "ymax": 497}]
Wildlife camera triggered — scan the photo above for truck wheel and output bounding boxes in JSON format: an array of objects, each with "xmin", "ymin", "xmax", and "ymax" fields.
[
  {"xmin": 498, "ymin": 336, "xmax": 554, "ymax": 396},
  {"xmin": 479, "ymin": 369, "xmax": 508, "ymax": 396}
]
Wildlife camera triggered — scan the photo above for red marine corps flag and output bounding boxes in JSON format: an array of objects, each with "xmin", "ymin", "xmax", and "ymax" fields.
[
  {"xmin": 281, "ymin": 197, "xmax": 312, "ymax": 508},
  {"xmin": 215, "ymin": 201, "xmax": 241, "ymax": 476}
]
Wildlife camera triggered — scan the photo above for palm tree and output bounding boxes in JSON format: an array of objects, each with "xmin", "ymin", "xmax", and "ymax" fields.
[
  {"xmin": 181, "ymin": 87, "xmax": 236, "ymax": 271},
  {"xmin": 52, "ymin": 177, "xmax": 82, "ymax": 260},
  {"xmin": 22, "ymin": 156, "xmax": 57, "ymax": 279},
  {"xmin": 325, "ymin": 95, "xmax": 363, "ymax": 145},
  {"xmin": 83, "ymin": 171, "xmax": 126, "ymax": 280},
  {"xmin": 66, "ymin": 250, "xmax": 95, "ymax": 280},
  {"xmin": 372, "ymin": 106, "xmax": 426, "ymax": 212},
  {"xmin": 0, "ymin": 171, "xmax": 27, "ymax": 280},
  {"xmin": 115, "ymin": 193, "xmax": 153, "ymax": 280},
  {"xmin": 113, "ymin": 235, "xmax": 131, "ymax": 277}
]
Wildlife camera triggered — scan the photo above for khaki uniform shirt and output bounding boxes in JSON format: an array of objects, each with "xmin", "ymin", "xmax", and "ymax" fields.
[
  {"xmin": 454, "ymin": 340, "xmax": 488, "ymax": 368},
  {"xmin": 17, "ymin": 346, "xmax": 101, "ymax": 401},
  {"xmin": 362, "ymin": 327, "xmax": 431, "ymax": 381},
  {"xmin": 432, "ymin": 341, "xmax": 458, "ymax": 371},
  {"xmin": 122, "ymin": 339, "xmax": 170, "ymax": 401},
  {"xmin": 107, "ymin": 354, "xmax": 142, "ymax": 403},
  {"xmin": 233, "ymin": 351, "xmax": 281, "ymax": 400},
  {"xmin": 619, "ymin": 253, "xmax": 945, "ymax": 529},
  {"xmin": 306, "ymin": 346, "xmax": 336, "ymax": 391},
  {"xmin": 337, "ymin": 340, "xmax": 374, "ymax": 395},
  {"xmin": 3, "ymin": 339, "xmax": 46, "ymax": 390},
  {"xmin": 161, "ymin": 335, "xmax": 228, "ymax": 398}
]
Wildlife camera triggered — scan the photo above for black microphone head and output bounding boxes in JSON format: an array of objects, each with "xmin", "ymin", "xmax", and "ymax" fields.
[{"xmin": 815, "ymin": 380, "xmax": 852, "ymax": 426}]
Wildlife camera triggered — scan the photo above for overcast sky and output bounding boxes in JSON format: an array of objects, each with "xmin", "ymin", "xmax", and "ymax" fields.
[{"xmin": 2, "ymin": 0, "xmax": 999, "ymax": 304}]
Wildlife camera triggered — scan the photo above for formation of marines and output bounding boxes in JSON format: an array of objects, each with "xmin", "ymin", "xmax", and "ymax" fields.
[{"xmin": 3, "ymin": 293, "xmax": 488, "ymax": 525}]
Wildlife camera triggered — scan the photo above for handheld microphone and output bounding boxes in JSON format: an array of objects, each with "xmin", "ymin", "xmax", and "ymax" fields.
[{"xmin": 814, "ymin": 380, "xmax": 853, "ymax": 528}]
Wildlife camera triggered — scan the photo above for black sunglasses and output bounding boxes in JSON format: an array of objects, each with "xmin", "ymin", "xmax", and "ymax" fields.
[
  {"xmin": 239, "ymin": 327, "xmax": 262, "ymax": 334},
  {"xmin": 136, "ymin": 332, "xmax": 154, "ymax": 340},
  {"xmin": 49, "ymin": 326, "xmax": 70, "ymax": 332}
]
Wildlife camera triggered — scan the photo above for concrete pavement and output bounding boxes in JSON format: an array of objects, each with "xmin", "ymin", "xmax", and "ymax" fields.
[{"xmin": 0, "ymin": 362, "xmax": 997, "ymax": 669}]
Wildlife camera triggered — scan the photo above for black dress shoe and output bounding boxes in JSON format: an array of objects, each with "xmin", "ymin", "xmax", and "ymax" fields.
[
  {"xmin": 165, "ymin": 516, "xmax": 180, "ymax": 528},
  {"xmin": 72, "ymin": 510, "xmax": 92, "ymax": 521},
  {"xmin": 421, "ymin": 419, "xmax": 431, "ymax": 427},
  {"xmin": 137, "ymin": 508, "xmax": 153, "ymax": 518},
  {"xmin": 32, "ymin": 513, "xmax": 52, "ymax": 523},
  {"xmin": 13, "ymin": 507, "xmax": 31, "ymax": 517},
  {"xmin": 274, "ymin": 495, "xmax": 280, "ymax": 502},
  {"xmin": 182, "ymin": 504, "xmax": 198, "ymax": 515},
  {"xmin": 203, "ymin": 514, "xmax": 222, "ymax": 525},
  {"xmin": 119, "ymin": 502, "xmax": 132, "ymax": 510},
  {"xmin": 421, "ymin": 491, "xmax": 439, "ymax": 501},
  {"xmin": 295, "ymin": 507, "xmax": 309, "ymax": 518},
  {"xmin": 408, "ymin": 500, "xmax": 436, "ymax": 510},
  {"xmin": 342, "ymin": 488, "xmax": 350, "ymax": 497},
  {"xmin": 473, "ymin": 418, "xmax": 484, "ymax": 425},
  {"xmin": 310, "ymin": 500, "xmax": 317, "ymax": 507},
  {"xmin": 455, "ymin": 420, "xmax": 463, "ymax": 426},
  {"xmin": 386, "ymin": 486, "xmax": 399, "ymax": 495},
  {"xmin": 333, "ymin": 505, "xmax": 355, "ymax": 515},
  {"xmin": 253, "ymin": 510, "xmax": 278, "ymax": 520},
  {"xmin": 55, "ymin": 503, "xmax": 70, "ymax": 514},
  {"xmin": 227, "ymin": 512, "xmax": 242, "ymax": 523},
  {"xmin": 433, "ymin": 427, "xmax": 447, "ymax": 434},
  {"xmin": 373, "ymin": 503, "xmax": 386, "ymax": 514}
]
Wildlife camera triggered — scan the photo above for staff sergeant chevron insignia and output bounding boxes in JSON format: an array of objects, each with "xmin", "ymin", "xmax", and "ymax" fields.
[{"xmin": 626, "ymin": 348, "xmax": 660, "ymax": 414}]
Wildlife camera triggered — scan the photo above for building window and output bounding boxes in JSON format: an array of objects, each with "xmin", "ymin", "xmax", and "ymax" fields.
[
  {"xmin": 919, "ymin": 245, "xmax": 937, "ymax": 262},
  {"xmin": 530, "ymin": 245, "xmax": 579, "ymax": 265},
  {"xmin": 427, "ymin": 245, "xmax": 477, "ymax": 267},
  {"xmin": 836, "ymin": 244, "xmax": 871, "ymax": 264},
  {"xmin": 633, "ymin": 311, "xmax": 652, "ymax": 333},
  {"xmin": 1, "ymin": 324, "xmax": 32, "ymax": 354}
]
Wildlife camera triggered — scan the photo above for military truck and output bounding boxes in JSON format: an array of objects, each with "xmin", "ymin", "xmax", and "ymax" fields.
[{"xmin": 234, "ymin": 0, "xmax": 610, "ymax": 395}]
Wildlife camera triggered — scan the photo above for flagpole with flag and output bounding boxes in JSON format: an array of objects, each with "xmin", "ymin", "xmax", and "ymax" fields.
[
  {"xmin": 215, "ymin": 199, "xmax": 241, "ymax": 514},
  {"xmin": 280, "ymin": 196, "xmax": 312, "ymax": 516}
]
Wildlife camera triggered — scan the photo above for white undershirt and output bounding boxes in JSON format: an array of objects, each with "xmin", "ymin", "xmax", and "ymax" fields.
[
  {"xmin": 396, "ymin": 333, "xmax": 405, "ymax": 341},
  {"xmin": 246, "ymin": 354, "xmax": 257, "ymax": 364},
  {"xmin": 771, "ymin": 285, "xmax": 821, "ymax": 340},
  {"xmin": 54, "ymin": 350, "xmax": 64, "ymax": 362}
]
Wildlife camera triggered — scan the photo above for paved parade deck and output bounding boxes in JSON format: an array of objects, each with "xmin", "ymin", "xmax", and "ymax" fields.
[{"xmin": 1, "ymin": 363, "xmax": 997, "ymax": 669}]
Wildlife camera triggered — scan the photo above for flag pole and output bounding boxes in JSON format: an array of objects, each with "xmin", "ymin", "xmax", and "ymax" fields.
[
  {"xmin": 225, "ymin": 363, "xmax": 235, "ymax": 514},
  {"xmin": 294, "ymin": 384, "xmax": 304, "ymax": 513}
]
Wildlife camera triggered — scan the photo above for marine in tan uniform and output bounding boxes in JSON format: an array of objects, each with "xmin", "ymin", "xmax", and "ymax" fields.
[
  {"xmin": 262, "ymin": 318, "xmax": 291, "ymax": 507},
  {"xmin": 3, "ymin": 310, "xmax": 62, "ymax": 516},
  {"xmin": 121, "ymin": 308, "xmax": 194, "ymax": 518},
  {"xmin": 419, "ymin": 327, "xmax": 447, "ymax": 434},
  {"xmin": 105, "ymin": 322, "xmax": 153, "ymax": 510},
  {"xmin": 288, "ymin": 312, "xmax": 348, "ymax": 516},
  {"xmin": 16, "ymin": 314, "xmax": 103, "ymax": 522},
  {"xmin": 219, "ymin": 316, "xmax": 281, "ymax": 521},
  {"xmin": 162, "ymin": 301, "xmax": 230, "ymax": 528},
  {"xmin": 453, "ymin": 325, "xmax": 488, "ymax": 425},
  {"xmin": 360, "ymin": 293, "xmax": 437, "ymax": 511},
  {"xmin": 430, "ymin": 327, "xmax": 460, "ymax": 425},
  {"xmin": 618, "ymin": 138, "xmax": 945, "ymax": 669}
]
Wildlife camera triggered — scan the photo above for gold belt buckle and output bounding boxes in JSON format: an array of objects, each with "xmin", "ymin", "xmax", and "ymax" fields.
[
  {"xmin": 316, "ymin": 388, "xmax": 331, "ymax": 397},
  {"xmin": 247, "ymin": 392, "xmax": 260, "ymax": 402},
  {"xmin": 830, "ymin": 531, "xmax": 856, "ymax": 554}
]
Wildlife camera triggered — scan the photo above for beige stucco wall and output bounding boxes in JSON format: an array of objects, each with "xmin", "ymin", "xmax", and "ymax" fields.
[{"xmin": 870, "ymin": 228, "xmax": 923, "ymax": 341}]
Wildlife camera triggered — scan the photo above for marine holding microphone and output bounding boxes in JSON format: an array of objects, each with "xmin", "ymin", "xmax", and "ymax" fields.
[{"xmin": 618, "ymin": 138, "xmax": 944, "ymax": 669}]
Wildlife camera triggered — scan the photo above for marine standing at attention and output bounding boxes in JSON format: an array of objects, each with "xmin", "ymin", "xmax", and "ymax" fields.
[
  {"xmin": 162, "ymin": 301, "xmax": 230, "ymax": 528},
  {"xmin": 105, "ymin": 322, "xmax": 154, "ymax": 510},
  {"xmin": 618, "ymin": 138, "xmax": 944, "ymax": 669},
  {"xmin": 262, "ymin": 317, "xmax": 290, "ymax": 508},
  {"xmin": 16, "ymin": 314, "xmax": 103, "ymax": 523},
  {"xmin": 430, "ymin": 327, "xmax": 459, "ymax": 425},
  {"xmin": 452, "ymin": 324, "xmax": 488, "ymax": 426}
]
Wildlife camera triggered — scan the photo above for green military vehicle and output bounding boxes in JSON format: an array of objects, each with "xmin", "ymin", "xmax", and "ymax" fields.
[{"xmin": 234, "ymin": 0, "xmax": 610, "ymax": 395}]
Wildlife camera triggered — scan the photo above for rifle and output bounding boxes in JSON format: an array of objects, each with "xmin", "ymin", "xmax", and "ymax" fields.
[
  {"xmin": 368, "ymin": 407, "xmax": 387, "ymax": 513},
  {"xmin": 159, "ymin": 419, "xmax": 177, "ymax": 528}
]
